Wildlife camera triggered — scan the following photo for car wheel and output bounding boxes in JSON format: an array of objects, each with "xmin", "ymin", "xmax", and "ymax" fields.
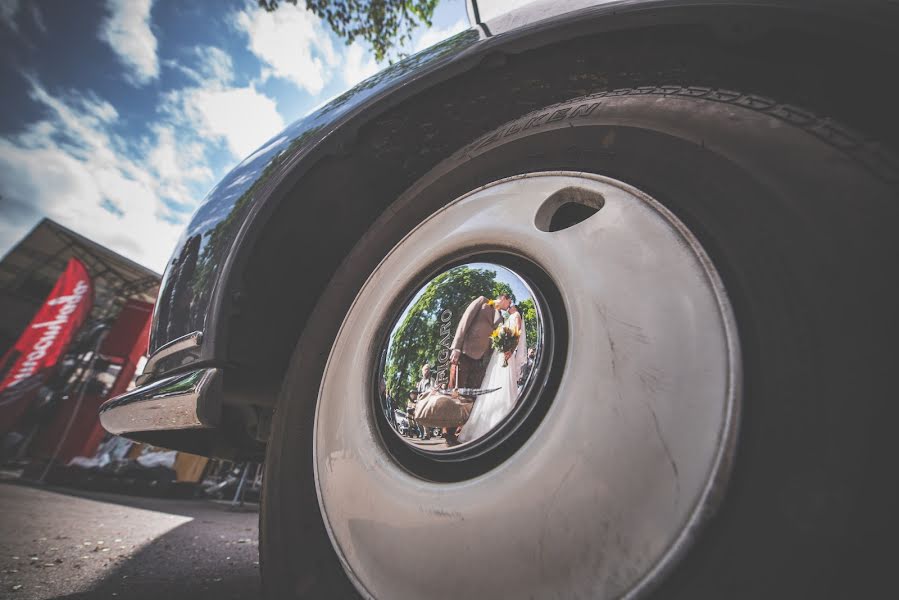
[{"xmin": 261, "ymin": 88, "xmax": 897, "ymax": 599}]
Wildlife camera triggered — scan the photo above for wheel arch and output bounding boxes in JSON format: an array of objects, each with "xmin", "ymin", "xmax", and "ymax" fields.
[{"xmin": 205, "ymin": 1, "xmax": 898, "ymax": 456}]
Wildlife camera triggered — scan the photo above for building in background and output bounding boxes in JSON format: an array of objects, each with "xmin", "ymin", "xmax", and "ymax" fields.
[
  {"xmin": 0, "ymin": 219, "xmax": 160, "ymax": 473},
  {"xmin": 0, "ymin": 219, "xmax": 257, "ymax": 501},
  {"xmin": 0, "ymin": 218, "xmax": 160, "ymax": 356}
]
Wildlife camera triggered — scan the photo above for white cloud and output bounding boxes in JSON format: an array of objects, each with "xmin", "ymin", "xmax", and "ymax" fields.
[
  {"xmin": 0, "ymin": 79, "xmax": 215, "ymax": 270},
  {"xmin": 175, "ymin": 85, "xmax": 284, "ymax": 159},
  {"xmin": 235, "ymin": 3, "xmax": 338, "ymax": 95},
  {"xmin": 413, "ymin": 18, "xmax": 468, "ymax": 54},
  {"xmin": 162, "ymin": 45, "xmax": 285, "ymax": 161},
  {"xmin": 342, "ymin": 41, "xmax": 379, "ymax": 88},
  {"xmin": 99, "ymin": 0, "xmax": 159, "ymax": 86},
  {"xmin": 28, "ymin": 3, "xmax": 45, "ymax": 34},
  {"xmin": 75, "ymin": 91, "xmax": 118, "ymax": 124},
  {"xmin": 161, "ymin": 46, "xmax": 234, "ymax": 87},
  {"xmin": 0, "ymin": 6, "xmax": 468, "ymax": 271},
  {"xmin": 194, "ymin": 46, "xmax": 234, "ymax": 85},
  {"xmin": 147, "ymin": 125, "xmax": 212, "ymax": 209},
  {"xmin": 231, "ymin": 4, "xmax": 463, "ymax": 98},
  {"xmin": 0, "ymin": 0, "xmax": 20, "ymax": 32},
  {"xmin": 25, "ymin": 78, "xmax": 122, "ymax": 163},
  {"xmin": 1, "ymin": 0, "xmax": 45, "ymax": 39}
]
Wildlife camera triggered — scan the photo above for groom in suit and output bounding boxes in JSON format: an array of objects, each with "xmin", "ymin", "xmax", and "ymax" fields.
[
  {"xmin": 444, "ymin": 293, "xmax": 510, "ymax": 446},
  {"xmin": 450, "ymin": 293, "xmax": 511, "ymax": 388}
]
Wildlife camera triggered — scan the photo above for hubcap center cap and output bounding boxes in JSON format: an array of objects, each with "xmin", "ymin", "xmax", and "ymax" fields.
[{"xmin": 377, "ymin": 262, "xmax": 549, "ymax": 454}]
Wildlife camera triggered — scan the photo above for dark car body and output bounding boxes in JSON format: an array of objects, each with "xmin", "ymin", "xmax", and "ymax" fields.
[{"xmin": 99, "ymin": 0, "xmax": 899, "ymax": 458}]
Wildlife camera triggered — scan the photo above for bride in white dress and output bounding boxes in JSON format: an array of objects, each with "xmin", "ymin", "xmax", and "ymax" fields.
[{"xmin": 458, "ymin": 304, "xmax": 527, "ymax": 443}]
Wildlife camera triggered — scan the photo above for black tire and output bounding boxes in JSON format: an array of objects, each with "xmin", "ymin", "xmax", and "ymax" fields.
[{"xmin": 261, "ymin": 88, "xmax": 898, "ymax": 599}]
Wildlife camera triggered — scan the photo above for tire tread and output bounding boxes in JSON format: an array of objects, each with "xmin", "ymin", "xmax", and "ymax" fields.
[{"xmin": 460, "ymin": 86, "xmax": 899, "ymax": 186}]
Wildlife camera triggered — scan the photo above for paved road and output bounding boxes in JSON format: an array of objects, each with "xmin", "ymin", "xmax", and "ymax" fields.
[
  {"xmin": 404, "ymin": 435, "xmax": 449, "ymax": 449},
  {"xmin": 0, "ymin": 481, "xmax": 260, "ymax": 599}
]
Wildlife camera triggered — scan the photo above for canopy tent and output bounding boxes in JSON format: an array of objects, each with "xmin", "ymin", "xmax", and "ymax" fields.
[{"xmin": 0, "ymin": 219, "xmax": 160, "ymax": 356}]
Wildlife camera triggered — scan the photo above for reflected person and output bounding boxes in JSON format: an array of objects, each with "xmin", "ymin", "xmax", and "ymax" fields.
[
  {"xmin": 416, "ymin": 364, "xmax": 433, "ymax": 395},
  {"xmin": 459, "ymin": 303, "xmax": 527, "ymax": 443},
  {"xmin": 518, "ymin": 347, "xmax": 536, "ymax": 387},
  {"xmin": 446, "ymin": 294, "xmax": 510, "ymax": 445},
  {"xmin": 449, "ymin": 293, "xmax": 511, "ymax": 389}
]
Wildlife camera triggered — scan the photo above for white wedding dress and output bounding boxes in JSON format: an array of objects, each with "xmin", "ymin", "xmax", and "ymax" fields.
[{"xmin": 458, "ymin": 312, "xmax": 527, "ymax": 443}]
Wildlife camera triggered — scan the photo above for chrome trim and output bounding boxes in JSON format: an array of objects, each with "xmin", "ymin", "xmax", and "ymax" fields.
[
  {"xmin": 136, "ymin": 331, "xmax": 203, "ymax": 386},
  {"xmin": 375, "ymin": 261, "xmax": 549, "ymax": 458},
  {"xmin": 99, "ymin": 367, "xmax": 220, "ymax": 435}
]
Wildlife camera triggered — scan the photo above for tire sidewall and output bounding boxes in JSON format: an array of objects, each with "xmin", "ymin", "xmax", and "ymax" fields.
[{"xmin": 262, "ymin": 92, "xmax": 897, "ymax": 599}]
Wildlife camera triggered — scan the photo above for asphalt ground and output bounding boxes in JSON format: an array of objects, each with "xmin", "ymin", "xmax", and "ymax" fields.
[{"xmin": 0, "ymin": 481, "xmax": 260, "ymax": 599}]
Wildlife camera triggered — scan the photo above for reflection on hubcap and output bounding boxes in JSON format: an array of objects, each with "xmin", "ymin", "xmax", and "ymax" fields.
[
  {"xmin": 377, "ymin": 263, "xmax": 546, "ymax": 452},
  {"xmin": 315, "ymin": 172, "xmax": 740, "ymax": 600}
]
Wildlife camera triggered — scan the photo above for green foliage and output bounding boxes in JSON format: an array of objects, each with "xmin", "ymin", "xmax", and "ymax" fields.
[
  {"xmin": 259, "ymin": 0, "xmax": 440, "ymax": 62},
  {"xmin": 517, "ymin": 298, "xmax": 539, "ymax": 351},
  {"xmin": 384, "ymin": 266, "xmax": 515, "ymax": 398}
]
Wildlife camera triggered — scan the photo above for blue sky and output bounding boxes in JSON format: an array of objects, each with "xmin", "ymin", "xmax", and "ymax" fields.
[{"xmin": 0, "ymin": 0, "xmax": 468, "ymax": 272}]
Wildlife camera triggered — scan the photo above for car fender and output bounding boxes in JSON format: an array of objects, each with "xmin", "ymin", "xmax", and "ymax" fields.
[{"xmin": 119, "ymin": 0, "xmax": 896, "ymax": 456}]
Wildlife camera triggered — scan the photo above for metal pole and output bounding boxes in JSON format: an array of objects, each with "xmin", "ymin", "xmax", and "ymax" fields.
[
  {"xmin": 252, "ymin": 463, "xmax": 263, "ymax": 490},
  {"xmin": 231, "ymin": 463, "xmax": 250, "ymax": 507},
  {"xmin": 39, "ymin": 325, "xmax": 108, "ymax": 483}
]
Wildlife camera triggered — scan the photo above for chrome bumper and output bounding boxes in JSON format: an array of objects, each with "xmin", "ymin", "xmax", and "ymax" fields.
[{"xmin": 99, "ymin": 368, "xmax": 221, "ymax": 435}]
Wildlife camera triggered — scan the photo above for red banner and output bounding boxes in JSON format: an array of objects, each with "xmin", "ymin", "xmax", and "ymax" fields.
[
  {"xmin": 31, "ymin": 298, "xmax": 152, "ymax": 462},
  {"xmin": 0, "ymin": 258, "xmax": 93, "ymax": 430}
]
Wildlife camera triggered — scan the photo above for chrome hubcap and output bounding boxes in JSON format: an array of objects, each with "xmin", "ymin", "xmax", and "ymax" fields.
[
  {"xmin": 376, "ymin": 260, "xmax": 553, "ymax": 459},
  {"xmin": 314, "ymin": 172, "xmax": 741, "ymax": 599}
]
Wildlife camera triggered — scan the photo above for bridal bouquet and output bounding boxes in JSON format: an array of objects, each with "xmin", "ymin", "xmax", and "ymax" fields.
[{"xmin": 490, "ymin": 325, "xmax": 520, "ymax": 367}]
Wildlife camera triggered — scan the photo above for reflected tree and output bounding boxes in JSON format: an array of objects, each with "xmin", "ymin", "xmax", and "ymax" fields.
[
  {"xmin": 259, "ymin": 0, "xmax": 440, "ymax": 62},
  {"xmin": 517, "ymin": 298, "xmax": 538, "ymax": 351},
  {"xmin": 185, "ymin": 125, "xmax": 325, "ymax": 328}
]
